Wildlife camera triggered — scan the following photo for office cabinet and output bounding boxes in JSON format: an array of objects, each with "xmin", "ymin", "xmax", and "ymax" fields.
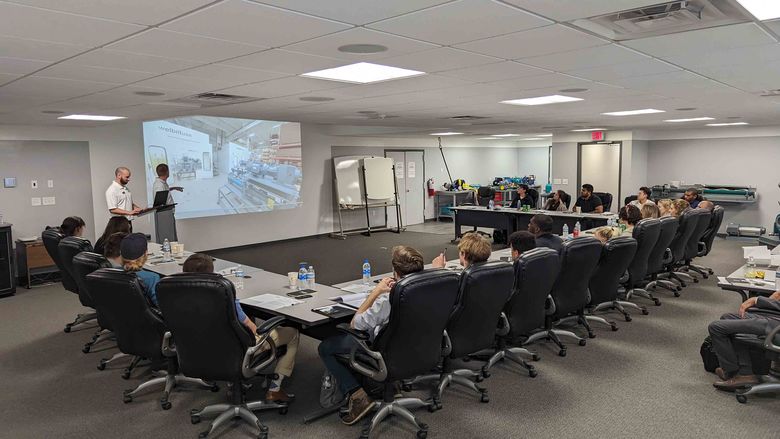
[{"xmin": 0, "ymin": 224, "xmax": 14, "ymax": 297}]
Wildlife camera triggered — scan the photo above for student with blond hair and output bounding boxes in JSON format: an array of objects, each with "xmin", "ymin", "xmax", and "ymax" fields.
[
  {"xmin": 641, "ymin": 203, "xmax": 660, "ymax": 219},
  {"xmin": 657, "ymin": 199, "xmax": 673, "ymax": 217},
  {"xmin": 433, "ymin": 232, "xmax": 492, "ymax": 268}
]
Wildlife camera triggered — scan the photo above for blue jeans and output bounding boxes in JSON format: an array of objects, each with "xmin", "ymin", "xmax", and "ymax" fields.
[{"xmin": 318, "ymin": 334, "xmax": 361, "ymax": 396}]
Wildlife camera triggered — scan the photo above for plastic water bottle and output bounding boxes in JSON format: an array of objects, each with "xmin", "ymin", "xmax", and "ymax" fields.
[
  {"xmin": 234, "ymin": 265, "xmax": 244, "ymax": 290},
  {"xmin": 162, "ymin": 238, "xmax": 171, "ymax": 261},
  {"xmin": 488, "ymin": 199, "xmax": 495, "ymax": 210},
  {"xmin": 573, "ymin": 221, "xmax": 581, "ymax": 238},
  {"xmin": 775, "ymin": 270, "xmax": 780, "ymax": 291},
  {"xmin": 307, "ymin": 266, "xmax": 315, "ymax": 289},
  {"xmin": 298, "ymin": 263, "xmax": 308, "ymax": 289},
  {"xmin": 545, "ymin": 181, "xmax": 553, "ymax": 194},
  {"xmin": 562, "ymin": 223, "xmax": 569, "ymax": 240},
  {"xmin": 362, "ymin": 259, "xmax": 371, "ymax": 284}
]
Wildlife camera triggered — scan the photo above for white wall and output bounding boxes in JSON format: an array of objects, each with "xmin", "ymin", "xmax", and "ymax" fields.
[{"xmin": 517, "ymin": 146, "xmax": 550, "ymax": 187}]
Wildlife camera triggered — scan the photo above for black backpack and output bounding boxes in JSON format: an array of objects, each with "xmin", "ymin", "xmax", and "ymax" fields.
[{"xmin": 700, "ymin": 336, "xmax": 719, "ymax": 373}]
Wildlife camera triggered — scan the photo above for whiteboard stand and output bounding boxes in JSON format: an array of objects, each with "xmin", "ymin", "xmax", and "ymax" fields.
[{"xmin": 360, "ymin": 162, "xmax": 403, "ymax": 236}]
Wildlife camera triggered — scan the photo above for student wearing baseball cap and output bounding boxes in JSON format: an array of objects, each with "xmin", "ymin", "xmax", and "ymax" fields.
[{"xmin": 120, "ymin": 233, "xmax": 160, "ymax": 307}]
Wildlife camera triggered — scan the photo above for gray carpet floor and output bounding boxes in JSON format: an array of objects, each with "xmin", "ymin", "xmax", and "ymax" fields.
[{"xmin": 1, "ymin": 235, "xmax": 778, "ymax": 439}]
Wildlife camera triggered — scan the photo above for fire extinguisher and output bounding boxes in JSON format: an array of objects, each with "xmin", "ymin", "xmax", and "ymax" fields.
[{"xmin": 427, "ymin": 178, "xmax": 435, "ymax": 196}]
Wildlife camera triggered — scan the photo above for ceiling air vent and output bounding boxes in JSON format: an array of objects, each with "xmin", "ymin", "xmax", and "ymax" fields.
[
  {"xmin": 572, "ymin": 0, "xmax": 750, "ymax": 41},
  {"xmin": 165, "ymin": 93, "xmax": 264, "ymax": 108},
  {"xmin": 759, "ymin": 89, "xmax": 780, "ymax": 97},
  {"xmin": 448, "ymin": 115, "xmax": 489, "ymax": 120}
]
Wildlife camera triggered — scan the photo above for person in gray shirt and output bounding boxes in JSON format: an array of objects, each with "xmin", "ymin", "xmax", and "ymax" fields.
[
  {"xmin": 318, "ymin": 246, "xmax": 426, "ymax": 426},
  {"xmin": 152, "ymin": 163, "xmax": 183, "ymax": 206}
]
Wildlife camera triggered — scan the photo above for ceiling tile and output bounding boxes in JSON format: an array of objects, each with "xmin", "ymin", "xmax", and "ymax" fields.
[
  {"xmin": 0, "ymin": 73, "xmax": 20, "ymax": 85},
  {"xmin": 0, "ymin": 36, "xmax": 89, "ymax": 62},
  {"xmin": 691, "ymin": 60, "xmax": 780, "ymax": 92},
  {"xmin": 376, "ymin": 47, "xmax": 500, "ymax": 73},
  {"xmin": 216, "ymin": 76, "xmax": 351, "ymax": 99},
  {"xmin": 66, "ymin": 49, "xmax": 201, "ymax": 74},
  {"xmin": 502, "ymin": 0, "xmax": 665, "ymax": 21},
  {"xmin": 107, "ymin": 29, "xmax": 264, "ymax": 63},
  {"xmin": 600, "ymin": 70, "xmax": 704, "ymax": 91},
  {"xmin": 321, "ymin": 75, "xmax": 475, "ymax": 100},
  {"xmin": 254, "ymin": 0, "xmax": 451, "ymax": 25},
  {"xmin": 34, "ymin": 63, "xmax": 157, "ymax": 84},
  {"xmin": 437, "ymin": 61, "xmax": 548, "ymax": 82},
  {"xmin": 176, "ymin": 64, "xmax": 286, "ymax": 84},
  {"xmin": 221, "ymin": 49, "xmax": 348, "ymax": 75},
  {"xmin": 523, "ymin": 44, "xmax": 650, "ymax": 71},
  {"xmin": 456, "ymin": 24, "xmax": 607, "ymax": 59},
  {"xmin": 282, "ymin": 28, "xmax": 439, "ymax": 61},
  {"xmin": 624, "ymin": 23, "xmax": 776, "ymax": 58},
  {"xmin": 0, "ymin": 57, "xmax": 50, "ymax": 75},
  {"xmin": 567, "ymin": 59, "xmax": 680, "ymax": 81},
  {"xmin": 60, "ymin": 87, "xmax": 191, "ymax": 109},
  {"xmin": 368, "ymin": 0, "xmax": 551, "ymax": 45},
  {"xmin": 132, "ymin": 74, "xmax": 249, "ymax": 93},
  {"xmin": 663, "ymin": 43, "xmax": 780, "ymax": 70},
  {"xmin": 0, "ymin": 76, "xmax": 117, "ymax": 100},
  {"xmin": 163, "ymin": 0, "xmax": 351, "ymax": 47},
  {"xmin": 5, "ymin": 0, "xmax": 216, "ymax": 26},
  {"xmin": 0, "ymin": 2, "xmax": 146, "ymax": 46},
  {"xmin": 488, "ymin": 72, "xmax": 593, "ymax": 93}
]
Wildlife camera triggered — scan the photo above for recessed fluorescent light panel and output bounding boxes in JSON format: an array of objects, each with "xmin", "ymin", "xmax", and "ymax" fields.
[
  {"xmin": 301, "ymin": 62, "xmax": 425, "ymax": 84},
  {"xmin": 478, "ymin": 137, "xmax": 501, "ymax": 140},
  {"xmin": 58, "ymin": 114, "xmax": 126, "ymax": 121},
  {"xmin": 735, "ymin": 0, "xmax": 780, "ymax": 20},
  {"xmin": 430, "ymin": 132, "xmax": 463, "ymax": 136},
  {"xmin": 602, "ymin": 109, "xmax": 664, "ymax": 116},
  {"xmin": 501, "ymin": 95, "xmax": 583, "ymax": 106},
  {"xmin": 706, "ymin": 122, "xmax": 749, "ymax": 126},
  {"xmin": 493, "ymin": 134, "xmax": 521, "ymax": 137},
  {"xmin": 536, "ymin": 134, "xmax": 553, "ymax": 137},
  {"xmin": 519, "ymin": 137, "xmax": 544, "ymax": 141},
  {"xmin": 571, "ymin": 128, "xmax": 606, "ymax": 132},
  {"xmin": 663, "ymin": 117, "xmax": 715, "ymax": 123}
]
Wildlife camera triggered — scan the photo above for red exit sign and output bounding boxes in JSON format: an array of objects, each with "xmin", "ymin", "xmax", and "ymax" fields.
[{"xmin": 591, "ymin": 131, "xmax": 605, "ymax": 141}]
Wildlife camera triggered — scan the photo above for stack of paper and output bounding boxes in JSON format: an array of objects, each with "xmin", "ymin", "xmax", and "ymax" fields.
[
  {"xmin": 242, "ymin": 294, "xmax": 302, "ymax": 310},
  {"xmin": 743, "ymin": 246, "xmax": 772, "ymax": 265},
  {"xmin": 334, "ymin": 291, "xmax": 369, "ymax": 308}
]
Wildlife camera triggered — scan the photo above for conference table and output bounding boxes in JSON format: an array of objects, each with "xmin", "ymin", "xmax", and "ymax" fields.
[
  {"xmin": 450, "ymin": 205, "xmax": 615, "ymax": 241},
  {"xmin": 717, "ymin": 263, "xmax": 778, "ymax": 302}
]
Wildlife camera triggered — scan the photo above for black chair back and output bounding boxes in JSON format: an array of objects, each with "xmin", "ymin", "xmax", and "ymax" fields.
[
  {"xmin": 699, "ymin": 206, "xmax": 724, "ymax": 257},
  {"xmin": 476, "ymin": 187, "xmax": 496, "ymax": 207},
  {"xmin": 683, "ymin": 209, "xmax": 711, "ymax": 260},
  {"xmin": 72, "ymin": 252, "xmax": 112, "ymax": 325},
  {"xmin": 447, "ymin": 261, "xmax": 514, "ymax": 358},
  {"xmin": 588, "ymin": 236, "xmax": 637, "ymax": 304},
  {"xmin": 647, "ymin": 217, "xmax": 679, "ymax": 275},
  {"xmin": 86, "ymin": 268, "xmax": 166, "ymax": 360},
  {"xmin": 528, "ymin": 188, "xmax": 539, "ymax": 207},
  {"xmin": 42, "ymin": 228, "xmax": 75, "ymax": 292},
  {"xmin": 624, "ymin": 195, "xmax": 638, "ymax": 206},
  {"xmin": 626, "ymin": 218, "xmax": 661, "ymax": 287},
  {"xmin": 549, "ymin": 237, "xmax": 603, "ymax": 317},
  {"xmin": 58, "ymin": 236, "xmax": 93, "ymax": 296},
  {"xmin": 561, "ymin": 193, "xmax": 571, "ymax": 210},
  {"xmin": 669, "ymin": 212, "xmax": 695, "ymax": 264},
  {"xmin": 373, "ymin": 269, "xmax": 460, "ymax": 382},
  {"xmin": 504, "ymin": 248, "xmax": 560, "ymax": 338},
  {"xmin": 594, "ymin": 192, "xmax": 613, "ymax": 211},
  {"xmin": 156, "ymin": 273, "xmax": 254, "ymax": 382}
]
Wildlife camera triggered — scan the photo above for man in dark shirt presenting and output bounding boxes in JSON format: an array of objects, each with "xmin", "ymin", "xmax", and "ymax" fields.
[
  {"xmin": 528, "ymin": 214, "xmax": 563, "ymax": 255},
  {"xmin": 510, "ymin": 184, "xmax": 534, "ymax": 209},
  {"xmin": 573, "ymin": 184, "xmax": 603, "ymax": 213}
]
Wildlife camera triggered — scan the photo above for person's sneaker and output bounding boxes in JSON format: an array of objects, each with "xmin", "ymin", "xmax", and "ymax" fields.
[
  {"xmin": 713, "ymin": 375, "xmax": 759, "ymax": 392},
  {"xmin": 714, "ymin": 367, "xmax": 728, "ymax": 381},
  {"xmin": 340, "ymin": 388, "xmax": 374, "ymax": 425}
]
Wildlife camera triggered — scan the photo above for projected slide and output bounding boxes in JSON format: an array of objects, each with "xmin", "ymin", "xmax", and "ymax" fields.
[{"xmin": 143, "ymin": 116, "xmax": 302, "ymax": 219}]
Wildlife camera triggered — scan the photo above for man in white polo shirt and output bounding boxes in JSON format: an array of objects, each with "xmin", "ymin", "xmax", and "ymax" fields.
[{"xmin": 106, "ymin": 167, "xmax": 142, "ymax": 219}]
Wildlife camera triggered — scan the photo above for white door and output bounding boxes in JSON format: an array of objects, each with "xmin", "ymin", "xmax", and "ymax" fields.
[
  {"xmin": 385, "ymin": 150, "xmax": 425, "ymax": 227},
  {"xmin": 580, "ymin": 143, "xmax": 620, "ymax": 213}
]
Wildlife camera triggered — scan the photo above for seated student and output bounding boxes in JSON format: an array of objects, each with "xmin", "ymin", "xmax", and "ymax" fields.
[
  {"xmin": 120, "ymin": 233, "xmax": 160, "ymax": 307},
  {"xmin": 432, "ymin": 232, "xmax": 491, "ymax": 269},
  {"xmin": 61, "ymin": 216, "xmax": 87, "ymax": 238},
  {"xmin": 698, "ymin": 200, "xmax": 715, "ymax": 212},
  {"xmin": 573, "ymin": 184, "xmax": 603, "ymax": 213},
  {"xmin": 682, "ymin": 188, "xmax": 702, "ymax": 209},
  {"xmin": 509, "ymin": 184, "xmax": 534, "ymax": 209},
  {"xmin": 182, "ymin": 253, "xmax": 298, "ymax": 402},
  {"xmin": 657, "ymin": 199, "xmax": 673, "ymax": 217},
  {"xmin": 593, "ymin": 226, "xmax": 614, "ymax": 244},
  {"xmin": 641, "ymin": 203, "xmax": 660, "ymax": 219},
  {"xmin": 508, "ymin": 231, "xmax": 536, "ymax": 260},
  {"xmin": 543, "ymin": 190, "xmax": 568, "ymax": 212},
  {"xmin": 618, "ymin": 205, "xmax": 642, "ymax": 235},
  {"xmin": 94, "ymin": 216, "xmax": 132, "ymax": 255},
  {"xmin": 318, "ymin": 246, "xmax": 425, "ymax": 425},
  {"xmin": 528, "ymin": 214, "xmax": 563, "ymax": 254},
  {"xmin": 630, "ymin": 187, "xmax": 656, "ymax": 209},
  {"xmin": 671, "ymin": 199, "xmax": 690, "ymax": 217},
  {"xmin": 103, "ymin": 232, "xmax": 128, "ymax": 268},
  {"xmin": 708, "ymin": 290, "xmax": 780, "ymax": 390}
]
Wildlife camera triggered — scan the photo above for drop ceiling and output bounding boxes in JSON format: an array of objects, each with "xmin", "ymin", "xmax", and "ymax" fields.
[{"xmin": 1, "ymin": 0, "xmax": 779, "ymax": 135}]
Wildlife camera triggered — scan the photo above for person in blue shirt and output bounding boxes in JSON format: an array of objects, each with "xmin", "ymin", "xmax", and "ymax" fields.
[
  {"xmin": 682, "ymin": 188, "xmax": 702, "ymax": 209},
  {"xmin": 120, "ymin": 233, "xmax": 160, "ymax": 307}
]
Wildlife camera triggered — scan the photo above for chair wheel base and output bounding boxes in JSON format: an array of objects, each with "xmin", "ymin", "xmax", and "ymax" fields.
[
  {"xmin": 279, "ymin": 406, "xmax": 289, "ymax": 415},
  {"xmin": 417, "ymin": 428, "xmax": 428, "ymax": 439},
  {"xmin": 578, "ymin": 339, "xmax": 587, "ymax": 346},
  {"xmin": 610, "ymin": 324, "xmax": 619, "ymax": 332},
  {"xmin": 624, "ymin": 315, "xmax": 632, "ymax": 322},
  {"xmin": 198, "ymin": 431, "xmax": 209, "ymax": 439},
  {"xmin": 532, "ymin": 354, "xmax": 540, "ymax": 361},
  {"xmin": 529, "ymin": 369, "xmax": 538, "ymax": 378},
  {"xmin": 480, "ymin": 392, "xmax": 489, "ymax": 403},
  {"xmin": 641, "ymin": 308, "xmax": 649, "ymax": 315},
  {"xmin": 558, "ymin": 349, "xmax": 567, "ymax": 357},
  {"xmin": 588, "ymin": 332, "xmax": 596, "ymax": 339},
  {"xmin": 97, "ymin": 361, "xmax": 106, "ymax": 371},
  {"xmin": 736, "ymin": 394, "xmax": 747, "ymax": 404},
  {"xmin": 123, "ymin": 394, "xmax": 132, "ymax": 404},
  {"xmin": 191, "ymin": 415, "xmax": 201, "ymax": 424},
  {"xmin": 64, "ymin": 326, "xmax": 72, "ymax": 333},
  {"xmin": 654, "ymin": 299, "xmax": 662, "ymax": 306},
  {"xmin": 82, "ymin": 345, "xmax": 91, "ymax": 354},
  {"xmin": 674, "ymin": 292, "xmax": 681, "ymax": 297},
  {"xmin": 121, "ymin": 371, "xmax": 131, "ymax": 380}
]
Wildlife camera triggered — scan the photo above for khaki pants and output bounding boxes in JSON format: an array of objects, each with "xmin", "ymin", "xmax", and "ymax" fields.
[{"xmin": 257, "ymin": 326, "xmax": 299, "ymax": 377}]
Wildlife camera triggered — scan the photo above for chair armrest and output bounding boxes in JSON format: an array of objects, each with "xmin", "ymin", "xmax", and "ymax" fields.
[
  {"xmin": 243, "ymin": 337, "xmax": 277, "ymax": 378},
  {"xmin": 545, "ymin": 295, "xmax": 556, "ymax": 316},
  {"xmin": 441, "ymin": 330, "xmax": 452, "ymax": 357},
  {"xmin": 765, "ymin": 325, "xmax": 780, "ymax": 354},
  {"xmin": 697, "ymin": 242, "xmax": 706, "ymax": 257},
  {"xmin": 161, "ymin": 331, "xmax": 176, "ymax": 357},
  {"xmin": 256, "ymin": 315, "xmax": 286, "ymax": 335},
  {"xmin": 496, "ymin": 312, "xmax": 510, "ymax": 337},
  {"xmin": 662, "ymin": 248, "xmax": 673, "ymax": 265},
  {"xmin": 618, "ymin": 270, "xmax": 629, "ymax": 284},
  {"xmin": 336, "ymin": 322, "xmax": 370, "ymax": 341},
  {"xmin": 335, "ymin": 324, "xmax": 388, "ymax": 382}
]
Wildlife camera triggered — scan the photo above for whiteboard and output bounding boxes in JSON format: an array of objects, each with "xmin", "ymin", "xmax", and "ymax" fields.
[
  {"xmin": 363, "ymin": 157, "xmax": 395, "ymax": 200},
  {"xmin": 333, "ymin": 155, "xmax": 396, "ymax": 207}
]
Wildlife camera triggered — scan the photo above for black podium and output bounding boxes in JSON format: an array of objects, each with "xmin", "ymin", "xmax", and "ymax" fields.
[{"xmin": 138, "ymin": 204, "xmax": 177, "ymax": 244}]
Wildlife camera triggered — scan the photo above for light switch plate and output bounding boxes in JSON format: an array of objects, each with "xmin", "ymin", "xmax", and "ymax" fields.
[
  {"xmin": 31, "ymin": 180, "xmax": 38, "ymax": 189},
  {"xmin": 42, "ymin": 196, "xmax": 55, "ymax": 206},
  {"xmin": 47, "ymin": 180, "xmax": 54, "ymax": 188},
  {"xmin": 31, "ymin": 197, "xmax": 42, "ymax": 206},
  {"xmin": 562, "ymin": 178, "xmax": 569, "ymax": 185},
  {"xmin": 553, "ymin": 178, "xmax": 561, "ymax": 184}
]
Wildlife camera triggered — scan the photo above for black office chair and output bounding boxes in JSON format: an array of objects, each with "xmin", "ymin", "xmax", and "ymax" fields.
[
  {"xmin": 689, "ymin": 206, "xmax": 724, "ymax": 278},
  {"xmin": 594, "ymin": 192, "xmax": 613, "ymax": 211},
  {"xmin": 589, "ymin": 236, "xmax": 643, "ymax": 322},
  {"xmin": 677, "ymin": 209, "xmax": 712, "ymax": 280},
  {"xmin": 476, "ymin": 186, "xmax": 496, "ymax": 207},
  {"xmin": 86, "ymin": 268, "xmax": 214, "ymax": 410},
  {"xmin": 484, "ymin": 247, "xmax": 560, "ymax": 376},
  {"xmin": 561, "ymin": 192, "xmax": 572, "ymax": 210},
  {"xmin": 525, "ymin": 237, "xmax": 603, "ymax": 355},
  {"xmin": 71, "ymin": 252, "xmax": 116, "ymax": 354},
  {"xmin": 735, "ymin": 325, "xmax": 780, "ymax": 404},
  {"xmin": 42, "ymin": 228, "xmax": 78, "ymax": 299},
  {"xmin": 528, "ymin": 188, "xmax": 539, "ymax": 208},
  {"xmin": 156, "ymin": 273, "xmax": 287, "ymax": 439},
  {"xmin": 660, "ymin": 209, "xmax": 703, "ymax": 287},
  {"xmin": 622, "ymin": 218, "xmax": 662, "ymax": 306},
  {"xmin": 58, "ymin": 235, "xmax": 97, "ymax": 332},
  {"xmin": 643, "ymin": 216, "xmax": 681, "ymax": 296},
  {"xmin": 624, "ymin": 195, "xmax": 638, "ymax": 206},
  {"xmin": 407, "ymin": 261, "xmax": 514, "ymax": 407},
  {"xmin": 338, "ymin": 269, "xmax": 460, "ymax": 438}
]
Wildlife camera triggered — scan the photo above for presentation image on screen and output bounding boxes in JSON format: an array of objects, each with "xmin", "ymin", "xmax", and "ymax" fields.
[{"xmin": 143, "ymin": 116, "xmax": 302, "ymax": 219}]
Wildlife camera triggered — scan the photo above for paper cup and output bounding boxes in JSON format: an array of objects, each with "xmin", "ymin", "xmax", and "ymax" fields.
[
  {"xmin": 287, "ymin": 272, "xmax": 298, "ymax": 287},
  {"xmin": 575, "ymin": 206, "xmax": 581, "ymax": 213}
]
